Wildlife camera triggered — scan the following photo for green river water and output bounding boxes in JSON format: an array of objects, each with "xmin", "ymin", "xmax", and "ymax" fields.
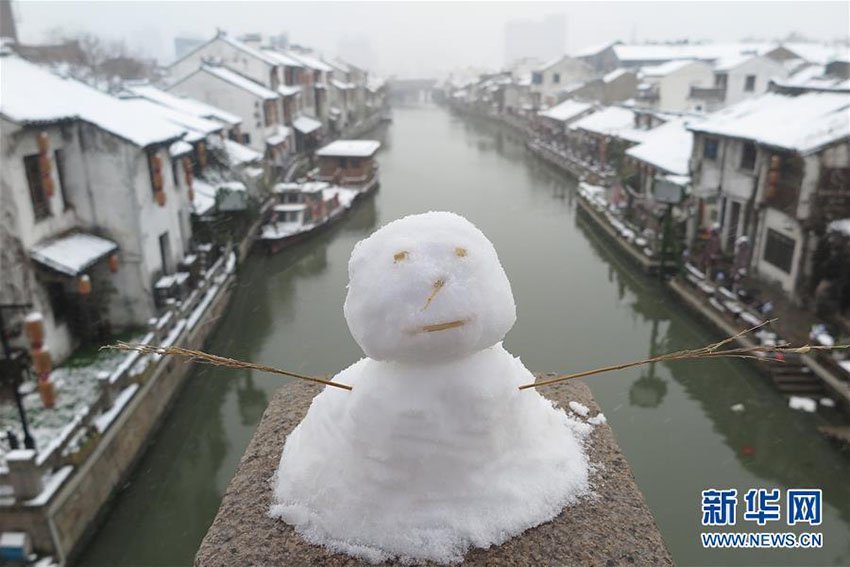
[{"xmin": 79, "ymin": 105, "xmax": 850, "ymax": 566}]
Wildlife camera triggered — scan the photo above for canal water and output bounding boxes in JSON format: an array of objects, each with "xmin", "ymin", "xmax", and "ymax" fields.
[{"xmin": 79, "ymin": 105, "xmax": 850, "ymax": 566}]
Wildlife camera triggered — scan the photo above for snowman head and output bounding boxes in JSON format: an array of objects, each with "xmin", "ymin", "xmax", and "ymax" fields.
[{"xmin": 344, "ymin": 212, "xmax": 516, "ymax": 363}]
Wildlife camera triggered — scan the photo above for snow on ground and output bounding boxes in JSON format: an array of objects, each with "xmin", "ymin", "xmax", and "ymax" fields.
[{"xmin": 0, "ymin": 333, "xmax": 144, "ymax": 465}]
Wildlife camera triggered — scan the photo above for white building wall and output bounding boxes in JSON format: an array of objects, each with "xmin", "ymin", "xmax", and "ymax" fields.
[
  {"xmin": 169, "ymin": 71, "xmax": 273, "ymax": 153},
  {"xmin": 754, "ymin": 207, "xmax": 802, "ymax": 293},
  {"xmin": 655, "ymin": 62, "xmax": 713, "ymax": 112},
  {"xmin": 168, "ymin": 37, "xmax": 279, "ymax": 88},
  {"xmin": 724, "ymin": 57, "xmax": 788, "ymax": 107},
  {"xmin": 531, "ymin": 57, "xmax": 594, "ymax": 108}
]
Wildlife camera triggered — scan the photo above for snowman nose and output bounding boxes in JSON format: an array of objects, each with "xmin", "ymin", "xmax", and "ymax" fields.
[{"xmin": 421, "ymin": 278, "xmax": 445, "ymax": 311}]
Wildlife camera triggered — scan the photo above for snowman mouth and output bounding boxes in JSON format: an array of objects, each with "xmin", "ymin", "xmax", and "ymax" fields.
[{"xmin": 421, "ymin": 319, "xmax": 467, "ymax": 333}]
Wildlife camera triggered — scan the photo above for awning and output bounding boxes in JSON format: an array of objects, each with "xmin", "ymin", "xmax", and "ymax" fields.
[
  {"xmin": 31, "ymin": 232, "xmax": 118, "ymax": 276},
  {"xmin": 192, "ymin": 179, "xmax": 217, "ymax": 216},
  {"xmin": 277, "ymin": 84, "xmax": 301, "ymax": 97},
  {"xmin": 293, "ymin": 115, "xmax": 322, "ymax": 135},
  {"xmin": 266, "ymin": 126, "xmax": 292, "ymax": 147}
]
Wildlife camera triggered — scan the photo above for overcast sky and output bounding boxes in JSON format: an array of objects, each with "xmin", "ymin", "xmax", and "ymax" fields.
[{"xmin": 12, "ymin": 1, "xmax": 850, "ymax": 77}]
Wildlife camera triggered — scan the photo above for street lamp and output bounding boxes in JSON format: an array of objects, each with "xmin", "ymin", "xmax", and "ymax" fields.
[{"xmin": 0, "ymin": 304, "xmax": 36, "ymax": 450}]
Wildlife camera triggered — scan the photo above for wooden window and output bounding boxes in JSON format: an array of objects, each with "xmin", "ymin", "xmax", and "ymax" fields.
[
  {"xmin": 24, "ymin": 154, "xmax": 50, "ymax": 220},
  {"xmin": 47, "ymin": 281, "xmax": 68, "ymax": 322},
  {"xmin": 54, "ymin": 149, "xmax": 70, "ymax": 210},
  {"xmin": 703, "ymin": 137, "xmax": 719, "ymax": 160},
  {"xmin": 552, "ymin": 73, "xmax": 560, "ymax": 84},
  {"xmin": 744, "ymin": 75, "xmax": 756, "ymax": 92},
  {"xmin": 763, "ymin": 229, "xmax": 795, "ymax": 273},
  {"xmin": 740, "ymin": 142, "xmax": 756, "ymax": 171}
]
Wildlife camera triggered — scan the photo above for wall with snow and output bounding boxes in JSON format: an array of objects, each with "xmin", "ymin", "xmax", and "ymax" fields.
[
  {"xmin": 170, "ymin": 72, "xmax": 269, "ymax": 153},
  {"xmin": 724, "ymin": 56, "xmax": 788, "ymax": 107},
  {"xmin": 168, "ymin": 37, "xmax": 279, "ymax": 90},
  {"xmin": 652, "ymin": 61, "xmax": 714, "ymax": 112}
]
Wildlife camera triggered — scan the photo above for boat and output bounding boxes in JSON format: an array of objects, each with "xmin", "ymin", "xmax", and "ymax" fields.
[
  {"xmin": 314, "ymin": 139, "xmax": 381, "ymax": 196},
  {"xmin": 260, "ymin": 181, "xmax": 360, "ymax": 254}
]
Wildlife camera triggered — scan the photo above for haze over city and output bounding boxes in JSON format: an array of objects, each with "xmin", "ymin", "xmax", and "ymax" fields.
[{"xmin": 10, "ymin": 1, "xmax": 850, "ymax": 77}]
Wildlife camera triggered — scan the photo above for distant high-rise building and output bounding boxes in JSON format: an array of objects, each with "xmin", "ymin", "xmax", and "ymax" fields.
[
  {"xmin": 1, "ymin": 0, "xmax": 18, "ymax": 42},
  {"xmin": 174, "ymin": 36, "xmax": 205, "ymax": 59},
  {"xmin": 504, "ymin": 14, "xmax": 566, "ymax": 68}
]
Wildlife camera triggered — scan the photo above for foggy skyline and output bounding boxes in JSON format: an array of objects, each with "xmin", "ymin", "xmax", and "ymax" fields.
[{"xmin": 10, "ymin": 1, "xmax": 850, "ymax": 78}]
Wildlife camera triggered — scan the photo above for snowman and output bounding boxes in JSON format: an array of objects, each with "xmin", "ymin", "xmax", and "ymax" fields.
[{"xmin": 270, "ymin": 211, "xmax": 590, "ymax": 564}]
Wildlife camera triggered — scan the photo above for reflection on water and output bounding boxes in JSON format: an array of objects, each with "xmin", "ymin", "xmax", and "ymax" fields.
[{"xmin": 79, "ymin": 105, "xmax": 850, "ymax": 567}]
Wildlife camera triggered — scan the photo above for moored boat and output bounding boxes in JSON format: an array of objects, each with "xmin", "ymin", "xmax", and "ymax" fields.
[{"xmin": 260, "ymin": 181, "xmax": 360, "ymax": 254}]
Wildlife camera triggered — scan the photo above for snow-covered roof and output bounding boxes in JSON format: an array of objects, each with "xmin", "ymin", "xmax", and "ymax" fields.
[
  {"xmin": 781, "ymin": 42, "xmax": 850, "ymax": 65},
  {"xmin": 266, "ymin": 125, "xmax": 292, "ymax": 147},
  {"xmin": 614, "ymin": 42, "xmax": 774, "ymax": 64},
  {"xmin": 602, "ymin": 68, "xmax": 632, "ymax": 83},
  {"xmin": 574, "ymin": 41, "xmax": 619, "ymax": 58},
  {"xmin": 569, "ymin": 106, "xmax": 646, "ymax": 143},
  {"xmin": 259, "ymin": 48, "xmax": 303, "ymax": 68},
  {"xmin": 316, "ymin": 139, "xmax": 381, "ymax": 157},
  {"xmin": 30, "ymin": 232, "xmax": 118, "ymax": 276},
  {"xmin": 0, "ymin": 55, "xmax": 184, "ymax": 147},
  {"xmin": 688, "ymin": 91, "xmax": 850, "ymax": 154},
  {"xmin": 198, "ymin": 65, "xmax": 278, "ymax": 100},
  {"xmin": 535, "ymin": 55, "xmax": 567, "ymax": 72},
  {"xmin": 626, "ymin": 118, "xmax": 698, "ymax": 176},
  {"xmin": 192, "ymin": 179, "xmax": 217, "ymax": 216},
  {"xmin": 224, "ymin": 139, "xmax": 262, "ymax": 165},
  {"xmin": 169, "ymin": 140, "xmax": 193, "ymax": 157},
  {"xmin": 331, "ymin": 79, "xmax": 355, "ymax": 90},
  {"xmin": 713, "ymin": 53, "xmax": 757, "ymax": 72},
  {"xmin": 121, "ymin": 97, "xmax": 223, "ymax": 137},
  {"xmin": 641, "ymin": 59, "xmax": 700, "ymax": 77},
  {"xmin": 538, "ymin": 99, "xmax": 594, "ymax": 122},
  {"xmin": 293, "ymin": 115, "xmax": 322, "ymax": 134},
  {"xmin": 218, "ymin": 34, "xmax": 282, "ymax": 66},
  {"xmin": 285, "ymin": 51, "xmax": 333, "ymax": 73},
  {"xmin": 277, "ymin": 84, "xmax": 301, "ymax": 97},
  {"xmin": 125, "ymin": 82, "xmax": 241, "ymax": 126}
]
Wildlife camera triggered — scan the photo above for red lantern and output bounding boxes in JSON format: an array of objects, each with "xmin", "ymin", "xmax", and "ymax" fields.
[
  {"xmin": 38, "ymin": 153, "xmax": 54, "ymax": 198},
  {"xmin": 108, "ymin": 253, "xmax": 119, "ymax": 273},
  {"xmin": 78, "ymin": 274, "xmax": 92, "ymax": 296},
  {"xmin": 37, "ymin": 132, "xmax": 50, "ymax": 154},
  {"xmin": 151, "ymin": 154, "xmax": 164, "ymax": 193},
  {"xmin": 197, "ymin": 142, "xmax": 207, "ymax": 169},
  {"xmin": 183, "ymin": 156, "xmax": 193, "ymax": 189},
  {"xmin": 24, "ymin": 312, "xmax": 45, "ymax": 348},
  {"xmin": 32, "ymin": 347, "xmax": 52, "ymax": 375},
  {"xmin": 188, "ymin": 188, "xmax": 195, "ymax": 202},
  {"xmin": 155, "ymin": 188, "xmax": 166, "ymax": 207},
  {"xmin": 38, "ymin": 377, "xmax": 55, "ymax": 409}
]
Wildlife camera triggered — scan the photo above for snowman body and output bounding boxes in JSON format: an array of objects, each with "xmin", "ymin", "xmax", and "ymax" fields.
[{"xmin": 271, "ymin": 212, "xmax": 589, "ymax": 564}]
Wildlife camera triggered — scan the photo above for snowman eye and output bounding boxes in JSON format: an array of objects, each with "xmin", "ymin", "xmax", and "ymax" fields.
[
  {"xmin": 455, "ymin": 247, "xmax": 467, "ymax": 258},
  {"xmin": 393, "ymin": 251, "xmax": 409, "ymax": 263}
]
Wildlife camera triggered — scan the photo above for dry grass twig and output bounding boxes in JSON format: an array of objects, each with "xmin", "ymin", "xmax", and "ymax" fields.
[
  {"xmin": 519, "ymin": 319, "xmax": 849, "ymax": 390},
  {"xmin": 102, "ymin": 342, "xmax": 353, "ymax": 391}
]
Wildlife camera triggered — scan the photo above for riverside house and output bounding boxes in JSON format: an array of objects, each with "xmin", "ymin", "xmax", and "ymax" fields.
[
  {"xmin": 0, "ymin": 54, "xmax": 189, "ymax": 362},
  {"xmin": 688, "ymin": 91, "xmax": 850, "ymax": 301}
]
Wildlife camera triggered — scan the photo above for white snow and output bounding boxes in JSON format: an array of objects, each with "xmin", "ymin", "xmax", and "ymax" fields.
[
  {"xmin": 169, "ymin": 140, "xmax": 193, "ymax": 157},
  {"xmin": 788, "ymin": 396, "xmax": 817, "ymax": 413},
  {"xmin": 588, "ymin": 413, "xmax": 607, "ymax": 425},
  {"xmin": 819, "ymin": 397, "xmax": 836, "ymax": 408},
  {"xmin": 827, "ymin": 218, "xmax": 850, "ymax": 237},
  {"xmin": 689, "ymin": 91, "xmax": 850, "ymax": 155},
  {"xmin": 293, "ymin": 115, "xmax": 322, "ymax": 134},
  {"xmin": 198, "ymin": 65, "xmax": 279, "ymax": 100},
  {"xmin": 277, "ymin": 84, "xmax": 302, "ymax": 97},
  {"xmin": 626, "ymin": 118, "xmax": 699, "ymax": 176},
  {"xmin": 730, "ymin": 403, "xmax": 745, "ymax": 412},
  {"xmin": 641, "ymin": 59, "xmax": 698, "ymax": 77},
  {"xmin": 224, "ymin": 139, "xmax": 262, "ymax": 165},
  {"xmin": 271, "ymin": 212, "xmax": 590, "ymax": 564},
  {"xmin": 0, "ymin": 55, "xmax": 184, "ymax": 147},
  {"xmin": 316, "ymin": 140, "xmax": 381, "ymax": 158},
  {"xmin": 570, "ymin": 106, "xmax": 646, "ymax": 143},
  {"xmin": 569, "ymin": 400, "xmax": 590, "ymax": 417},
  {"xmin": 93, "ymin": 383, "xmax": 139, "ymax": 433},
  {"xmin": 124, "ymin": 82, "xmax": 241, "ymax": 126},
  {"xmin": 538, "ymin": 99, "xmax": 594, "ymax": 123},
  {"xmin": 30, "ymin": 232, "xmax": 118, "ymax": 277}
]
